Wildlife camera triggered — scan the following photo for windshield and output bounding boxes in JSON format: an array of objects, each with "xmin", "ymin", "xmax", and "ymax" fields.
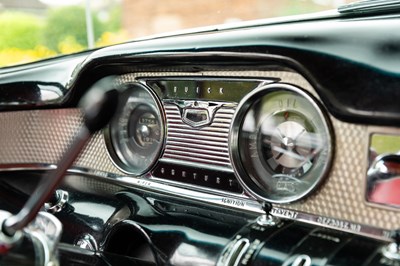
[{"xmin": 0, "ymin": 0, "xmax": 352, "ymax": 67}]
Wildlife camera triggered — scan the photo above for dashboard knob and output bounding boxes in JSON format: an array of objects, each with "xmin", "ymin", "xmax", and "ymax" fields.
[
  {"xmin": 382, "ymin": 230, "xmax": 400, "ymax": 261},
  {"xmin": 367, "ymin": 153, "xmax": 400, "ymax": 206},
  {"xmin": 74, "ymin": 234, "xmax": 98, "ymax": 251}
]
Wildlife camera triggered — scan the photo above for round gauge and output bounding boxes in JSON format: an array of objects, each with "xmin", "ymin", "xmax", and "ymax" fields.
[
  {"xmin": 106, "ymin": 83, "xmax": 165, "ymax": 175},
  {"xmin": 230, "ymin": 83, "xmax": 333, "ymax": 203}
]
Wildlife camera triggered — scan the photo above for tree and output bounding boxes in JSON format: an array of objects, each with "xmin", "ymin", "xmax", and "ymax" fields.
[
  {"xmin": 0, "ymin": 12, "xmax": 43, "ymax": 50},
  {"xmin": 43, "ymin": 6, "xmax": 104, "ymax": 52}
]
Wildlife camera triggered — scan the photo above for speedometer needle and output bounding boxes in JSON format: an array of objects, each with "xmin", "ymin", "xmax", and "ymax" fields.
[
  {"xmin": 294, "ymin": 128, "xmax": 306, "ymax": 141},
  {"xmin": 272, "ymin": 145, "xmax": 306, "ymax": 162},
  {"xmin": 276, "ymin": 128, "xmax": 286, "ymax": 140},
  {"xmin": 275, "ymin": 152, "xmax": 284, "ymax": 160}
]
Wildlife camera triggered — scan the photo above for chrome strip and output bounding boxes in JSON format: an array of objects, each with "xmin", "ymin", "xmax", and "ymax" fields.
[
  {"xmin": 338, "ymin": 0, "xmax": 400, "ymax": 14},
  {"xmin": 167, "ymin": 136, "xmax": 229, "ymax": 146},
  {"xmin": 159, "ymin": 158, "xmax": 234, "ymax": 173},
  {"xmin": 148, "ymin": 176, "xmax": 245, "ymax": 198},
  {"xmin": 163, "ymin": 101, "xmax": 234, "ymax": 168},
  {"xmin": 167, "ymin": 141, "xmax": 229, "ymax": 151},
  {"xmin": 26, "ymin": 211, "xmax": 63, "ymax": 266},
  {"xmin": 1, "ymin": 70, "xmax": 397, "ymax": 235},
  {"xmin": 0, "ymin": 163, "xmax": 391, "ymax": 242},
  {"xmin": 270, "ymin": 208, "xmax": 390, "ymax": 242},
  {"xmin": 0, "ymin": 163, "xmax": 57, "ymax": 172}
]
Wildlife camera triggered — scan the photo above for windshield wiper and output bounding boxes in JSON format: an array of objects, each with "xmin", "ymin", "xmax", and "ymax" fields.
[{"xmin": 338, "ymin": 0, "xmax": 400, "ymax": 14}]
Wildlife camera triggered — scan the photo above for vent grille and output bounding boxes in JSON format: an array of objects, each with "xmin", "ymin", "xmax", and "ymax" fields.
[{"xmin": 162, "ymin": 103, "xmax": 235, "ymax": 168}]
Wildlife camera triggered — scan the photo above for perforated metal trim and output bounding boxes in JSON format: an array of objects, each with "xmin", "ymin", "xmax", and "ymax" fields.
[
  {"xmin": 0, "ymin": 108, "xmax": 124, "ymax": 175},
  {"xmin": 0, "ymin": 70, "xmax": 399, "ymax": 231},
  {"xmin": 0, "ymin": 109, "xmax": 81, "ymax": 165}
]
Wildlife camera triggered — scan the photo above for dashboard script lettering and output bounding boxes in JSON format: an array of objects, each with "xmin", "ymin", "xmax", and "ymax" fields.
[
  {"xmin": 316, "ymin": 217, "xmax": 361, "ymax": 232},
  {"xmin": 137, "ymin": 180, "xmax": 152, "ymax": 187},
  {"xmin": 221, "ymin": 198, "xmax": 246, "ymax": 207},
  {"xmin": 271, "ymin": 208, "xmax": 299, "ymax": 219}
]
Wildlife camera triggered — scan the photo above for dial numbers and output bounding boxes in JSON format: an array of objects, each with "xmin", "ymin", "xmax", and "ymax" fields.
[
  {"xmin": 230, "ymin": 84, "xmax": 333, "ymax": 203},
  {"xmin": 106, "ymin": 83, "xmax": 165, "ymax": 175}
]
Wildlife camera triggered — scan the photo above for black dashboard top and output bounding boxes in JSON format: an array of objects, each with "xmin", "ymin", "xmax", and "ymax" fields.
[{"xmin": 1, "ymin": 13, "xmax": 400, "ymax": 126}]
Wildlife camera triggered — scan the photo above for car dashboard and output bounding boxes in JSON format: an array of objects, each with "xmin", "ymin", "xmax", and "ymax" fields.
[{"xmin": 1, "ymin": 7, "xmax": 400, "ymax": 266}]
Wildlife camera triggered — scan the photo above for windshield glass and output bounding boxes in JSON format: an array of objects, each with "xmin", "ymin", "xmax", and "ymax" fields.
[{"xmin": 0, "ymin": 0, "xmax": 352, "ymax": 67}]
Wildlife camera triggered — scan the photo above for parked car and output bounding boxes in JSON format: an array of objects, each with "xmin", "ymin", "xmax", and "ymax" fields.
[{"xmin": 1, "ymin": 1, "xmax": 400, "ymax": 265}]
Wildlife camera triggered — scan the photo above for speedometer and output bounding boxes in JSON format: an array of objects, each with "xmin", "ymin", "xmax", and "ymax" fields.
[
  {"xmin": 230, "ymin": 83, "xmax": 333, "ymax": 203},
  {"xmin": 106, "ymin": 83, "xmax": 165, "ymax": 175}
]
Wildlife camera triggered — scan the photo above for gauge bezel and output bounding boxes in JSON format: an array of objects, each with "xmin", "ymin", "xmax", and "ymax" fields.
[
  {"xmin": 229, "ymin": 83, "xmax": 334, "ymax": 203},
  {"xmin": 104, "ymin": 82, "xmax": 166, "ymax": 176}
]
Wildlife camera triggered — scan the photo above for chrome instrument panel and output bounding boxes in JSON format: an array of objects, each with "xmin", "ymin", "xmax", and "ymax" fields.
[
  {"xmin": 105, "ymin": 82, "xmax": 165, "ymax": 175},
  {"xmin": 1, "ymin": 69, "xmax": 400, "ymax": 238},
  {"xmin": 367, "ymin": 129, "xmax": 400, "ymax": 210},
  {"xmin": 230, "ymin": 83, "xmax": 333, "ymax": 203}
]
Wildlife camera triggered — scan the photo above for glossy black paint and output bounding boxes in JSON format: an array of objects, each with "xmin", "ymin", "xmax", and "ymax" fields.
[
  {"xmin": 68, "ymin": 14, "xmax": 400, "ymax": 125},
  {"xmin": 0, "ymin": 53, "xmax": 88, "ymax": 110},
  {"xmin": 0, "ymin": 9, "xmax": 399, "ymax": 266},
  {"xmin": 0, "ymin": 170, "xmax": 388, "ymax": 266},
  {"xmin": 0, "ymin": 14, "xmax": 399, "ymax": 125},
  {"xmin": 0, "ymin": 234, "xmax": 43, "ymax": 265},
  {"xmin": 0, "ymin": 171, "xmax": 251, "ymax": 265}
]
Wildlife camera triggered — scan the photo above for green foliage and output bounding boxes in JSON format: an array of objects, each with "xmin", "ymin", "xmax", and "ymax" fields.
[
  {"xmin": 42, "ymin": 6, "xmax": 104, "ymax": 52},
  {"xmin": 277, "ymin": 0, "xmax": 323, "ymax": 16},
  {"xmin": 0, "ymin": 12, "xmax": 44, "ymax": 50},
  {"xmin": 371, "ymin": 134, "xmax": 400, "ymax": 155},
  {"xmin": 103, "ymin": 6, "xmax": 122, "ymax": 32}
]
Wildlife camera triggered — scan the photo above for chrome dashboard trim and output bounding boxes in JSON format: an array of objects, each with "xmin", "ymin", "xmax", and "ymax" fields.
[
  {"xmin": 1, "ymin": 70, "xmax": 399, "ymax": 236},
  {"xmin": 26, "ymin": 211, "xmax": 63, "ymax": 266},
  {"xmin": 104, "ymin": 82, "xmax": 167, "ymax": 176},
  {"xmin": 338, "ymin": 0, "xmax": 400, "ymax": 14},
  {"xmin": 149, "ymin": 176, "xmax": 245, "ymax": 198},
  {"xmin": 158, "ymin": 158, "xmax": 235, "ymax": 174},
  {"xmin": 0, "ymin": 163, "xmax": 392, "ymax": 241},
  {"xmin": 165, "ymin": 100, "xmax": 233, "ymax": 128},
  {"xmin": 270, "ymin": 208, "xmax": 390, "ymax": 242},
  {"xmin": 0, "ymin": 163, "xmax": 57, "ymax": 172},
  {"xmin": 229, "ymin": 83, "xmax": 334, "ymax": 203},
  {"xmin": 365, "ymin": 126, "xmax": 400, "ymax": 211},
  {"xmin": 162, "ymin": 99, "xmax": 236, "ymax": 169}
]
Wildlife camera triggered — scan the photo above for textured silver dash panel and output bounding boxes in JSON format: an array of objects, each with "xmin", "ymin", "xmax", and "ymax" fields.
[
  {"xmin": 2, "ymin": 70, "xmax": 400, "ymax": 232},
  {"xmin": 119, "ymin": 70, "xmax": 400, "ymax": 230},
  {"xmin": 0, "ymin": 109, "xmax": 81, "ymax": 164},
  {"xmin": 0, "ymin": 108, "xmax": 124, "ymax": 175},
  {"xmin": 271, "ymin": 77, "xmax": 400, "ymax": 231},
  {"xmin": 162, "ymin": 103, "xmax": 235, "ymax": 168},
  {"xmin": 76, "ymin": 131, "xmax": 124, "ymax": 174}
]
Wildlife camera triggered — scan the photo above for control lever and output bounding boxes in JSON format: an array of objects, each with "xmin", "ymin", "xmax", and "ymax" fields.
[
  {"xmin": 256, "ymin": 202, "xmax": 281, "ymax": 226},
  {"xmin": 217, "ymin": 202, "xmax": 283, "ymax": 266},
  {"xmin": 1, "ymin": 77, "xmax": 119, "ymax": 239}
]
